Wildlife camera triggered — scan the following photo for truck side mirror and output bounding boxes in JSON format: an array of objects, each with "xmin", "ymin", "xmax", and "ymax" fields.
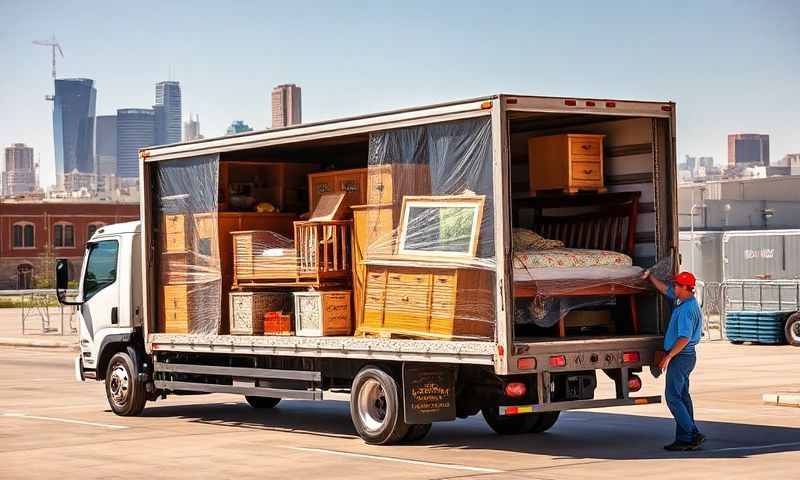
[{"xmin": 55, "ymin": 259, "xmax": 81, "ymax": 305}]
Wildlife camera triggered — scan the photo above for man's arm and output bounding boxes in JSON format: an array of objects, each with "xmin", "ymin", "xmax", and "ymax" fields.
[
  {"xmin": 659, "ymin": 337, "xmax": 690, "ymax": 370},
  {"xmin": 642, "ymin": 270, "xmax": 669, "ymax": 295}
]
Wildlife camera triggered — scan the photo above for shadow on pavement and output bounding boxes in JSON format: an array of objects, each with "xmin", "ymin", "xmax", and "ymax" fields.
[{"xmin": 142, "ymin": 399, "xmax": 800, "ymax": 459}]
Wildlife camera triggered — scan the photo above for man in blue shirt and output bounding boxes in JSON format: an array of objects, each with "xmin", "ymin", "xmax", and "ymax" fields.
[{"xmin": 643, "ymin": 270, "xmax": 705, "ymax": 451}]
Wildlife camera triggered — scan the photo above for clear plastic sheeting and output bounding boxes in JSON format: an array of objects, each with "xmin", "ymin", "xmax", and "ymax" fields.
[
  {"xmin": 155, "ymin": 154, "xmax": 222, "ymax": 336},
  {"xmin": 360, "ymin": 117, "xmax": 497, "ymax": 341}
]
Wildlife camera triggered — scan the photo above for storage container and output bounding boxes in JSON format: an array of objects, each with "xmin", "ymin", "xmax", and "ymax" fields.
[
  {"xmin": 293, "ymin": 290, "xmax": 352, "ymax": 336},
  {"xmin": 264, "ymin": 311, "xmax": 294, "ymax": 335},
  {"xmin": 229, "ymin": 291, "xmax": 292, "ymax": 335},
  {"xmin": 725, "ymin": 310, "xmax": 791, "ymax": 344}
]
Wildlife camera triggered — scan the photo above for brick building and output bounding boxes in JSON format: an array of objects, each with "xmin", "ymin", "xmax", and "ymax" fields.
[{"xmin": 0, "ymin": 201, "xmax": 139, "ymax": 289}]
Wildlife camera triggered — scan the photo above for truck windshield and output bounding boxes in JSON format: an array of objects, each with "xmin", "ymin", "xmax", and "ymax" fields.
[{"xmin": 83, "ymin": 240, "xmax": 118, "ymax": 301}]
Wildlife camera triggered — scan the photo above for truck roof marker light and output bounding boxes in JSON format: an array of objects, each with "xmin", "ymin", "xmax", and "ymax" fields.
[
  {"xmin": 549, "ymin": 355, "xmax": 566, "ymax": 367},
  {"xmin": 622, "ymin": 351, "xmax": 640, "ymax": 364},
  {"xmin": 628, "ymin": 374, "xmax": 642, "ymax": 392},
  {"xmin": 564, "ymin": 99, "xmax": 577, "ymax": 106},
  {"xmin": 605, "ymin": 101, "xmax": 616, "ymax": 108},
  {"xmin": 585, "ymin": 100, "xmax": 596, "ymax": 107},
  {"xmin": 480, "ymin": 101, "xmax": 493, "ymax": 109},
  {"xmin": 505, "ymin": 382, "xmax": 527, "ymax": 398},
  {"xmin": 661, "ymin": 105, "xmax": 673, "ymax": 112},
  {"xmin": 517, "ymin": 357, "xmax": 536, "ymax": 370},
  {"xmin": 506, "ymin": 98, "xmax": 518, "ymax": 104}
]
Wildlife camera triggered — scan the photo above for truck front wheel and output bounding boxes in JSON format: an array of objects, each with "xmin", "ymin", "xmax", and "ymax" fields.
[
  {"xmin": 105, "ymin": 352, "xmax": 146, "ymax": 416},
  {"xmin": 785, "ymin": 313, "xmax": 800, "ymax": 346},
  {"xmin": 350, "ymin": 366, "xmax": 409, "ymax": 445}
]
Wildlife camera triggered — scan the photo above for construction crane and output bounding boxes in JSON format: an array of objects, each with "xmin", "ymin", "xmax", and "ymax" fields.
[{"xmin": 33, "ymin": 35, "xmax": 63, "ymax": 101}]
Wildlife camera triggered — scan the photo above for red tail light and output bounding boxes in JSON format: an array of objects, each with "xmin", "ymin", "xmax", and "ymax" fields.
[
  {"xmin": 549, "ymin": 355, "xmax": 566, "ymax": 367},
  {"xmin": 628, "ymin": 374, "xmax": 642, "ymax": 392},
  {"xmin": 622, "ymin": 351, "xmax": 640, "ymax": 364},
  {"xmin": 605, "ymin": 101, "xmax": 617, "ymax": 108},
  {"xmin": 564, "ymin": 99, "xmax": 577, "ymax": 106},
  {"xmin": 517, "ymin": 357, "xmax": 536, "ymax": 370},
  {"xmin": 505, "ymin": 382, "xmax": 527, "ymax": 398},
  {"xmin": 585, "ymin": 100, "xmax": 596, "ymax": 107}
]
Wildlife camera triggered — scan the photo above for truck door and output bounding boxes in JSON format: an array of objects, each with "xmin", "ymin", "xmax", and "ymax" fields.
[{"xmin": 78, "ymin": 238, "xmax": 121, "ymax": 371}]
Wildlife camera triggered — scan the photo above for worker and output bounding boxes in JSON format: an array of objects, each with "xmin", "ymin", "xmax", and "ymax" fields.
[{"xmin": 642, "ymin": 269, "xmax": 706, "ymax": 451}]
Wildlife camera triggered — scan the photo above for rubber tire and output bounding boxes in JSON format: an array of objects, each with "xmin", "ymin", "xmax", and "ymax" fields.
[
  {"xmin": 729, "ymin": 340, "xmax": 744, "ymax": 345},
  {"xmin": 350, "ymin": 366, "xmax": 409, "ymax": 445},
  {"xmin": 402, "ymin": 423, "xmax": 432, "ymax": 443},
  {"xmin": 529, "ymin": 411, "xmax": 560, "ymax": 433},
  {"xmin": 105, "ymin": 352, "xmax": 146, "ymax": 416},
  {"xmin": 785, "ymin": 313, "xmax": 800, "ymax": 347},
  {"xmin": 482, "ymin": 407, "xmax": 538, "ymax": 435},
  {"xmin": 245, "ymin": 396, "xmax": 281, "ymax": 409}
]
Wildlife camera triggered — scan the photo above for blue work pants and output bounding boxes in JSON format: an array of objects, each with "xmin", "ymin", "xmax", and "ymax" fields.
[{"xmin": 665, "ymin": 352, "xmax": 699, "ymax": 443}]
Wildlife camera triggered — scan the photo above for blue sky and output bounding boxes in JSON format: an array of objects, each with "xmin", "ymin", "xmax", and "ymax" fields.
[{"xmin": 1, "ymin": 0, "xmax": 798, "ymax": 187}]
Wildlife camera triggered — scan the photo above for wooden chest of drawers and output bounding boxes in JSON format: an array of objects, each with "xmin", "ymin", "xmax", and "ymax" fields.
[
  {"xmin": 308, "ymin": 168, "xmax": 367, "ymax": 215},
  {"xmin": 528, "ymin": 134, "xmax": 605, "ymax": 194},
  {"xmin": 163, "ymin": 214, "xmax": 189, "ymax": 252},
  {"xmin": 359, "ymin": 265, "xmax": 494, "ymax": 340},
  {"xmin": 160, "ymin": 283, "xmax": 215, "ymax": 334}
]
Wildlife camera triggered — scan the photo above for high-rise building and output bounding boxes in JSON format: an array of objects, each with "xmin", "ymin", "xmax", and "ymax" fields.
[
  {"xmin": 53, "ymin": 78, "xmax": 96, "ymax": 181},
  {"xmin": 155, "ymin": 81, "xmax": 182, "ymax": 144},
  {"xmin": 271, "ymin": 84, "xmax": 301, "ymax": 128},
  {"xmin": 116, "ymin": 109, "xmax": 155, "ymax": 178},
  {"xmin": 226, "ymin": 120, "xmax": 253, "ymax": 135},
  {"xmin": 2, "ymin": 143, "xmax": 36, "ymax": 196},
  {"xmin": 95, "ymin": 115, "xmax": 117, "ymax": 176},
  {"xmin": 728, "ymin": 134, "xmax": 770, "ymax": 168},
  {"xmin": 153, "ymin": 104, "xmax": 168, "ymax": 145},
  {"xmin": 184, "ymin": 114, "xmax": 202, "ymax": 141}
]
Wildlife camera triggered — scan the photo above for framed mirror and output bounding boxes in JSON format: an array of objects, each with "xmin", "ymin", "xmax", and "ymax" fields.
[{"xmin": 396, "ymin": 195, "xmax": 485, "ymax": 258}]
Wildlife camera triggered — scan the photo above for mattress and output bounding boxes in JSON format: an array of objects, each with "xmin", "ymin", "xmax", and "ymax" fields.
[
  {"xmin": 514, "ymin": 264, "xmax": 643, "ymax": 282},
  {"xmin": 513, "ymin": 247, "xmax": 633, "ymax": 269}
]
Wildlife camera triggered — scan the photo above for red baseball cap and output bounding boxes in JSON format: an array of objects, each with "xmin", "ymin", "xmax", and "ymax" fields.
[{"xmin": 674, "ymin": 271, "xmax": 696, "ymax": 288}]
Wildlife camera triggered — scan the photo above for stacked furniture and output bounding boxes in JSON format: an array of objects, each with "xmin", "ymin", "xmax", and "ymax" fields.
[{"xmin": 528, "ymin": 133, "xmax": 606, "ymax": 195}]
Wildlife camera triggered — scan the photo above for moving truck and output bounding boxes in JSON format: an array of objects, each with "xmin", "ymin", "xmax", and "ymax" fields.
[{"xmin": 59, "ymin": 94, "xmax": 679, "ymax": 444}]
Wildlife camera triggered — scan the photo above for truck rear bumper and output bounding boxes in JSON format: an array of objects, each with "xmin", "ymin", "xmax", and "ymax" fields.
[{"xmin": 500, "ymin": 395, "xmax": 661, "ymax": 415}]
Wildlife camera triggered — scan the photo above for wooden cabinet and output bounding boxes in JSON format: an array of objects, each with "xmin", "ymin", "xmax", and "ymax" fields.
[
  {"xmin": 528, "ymin": 134, "xmax": 605, "ymax": 194},
  {"xmin": 163, "ymin": 214, "xmax": 188, "ymax": 252},
  {"xmin": 308, "ymin": 168, "xmax": 367, "ymax": 215},
  {"xmin": 351, "ymin": 204, "xmax": 395, "ymax": 327},
  {"xmin": 366, "ymin": 164, "xmax": 431, "ymax": 205},
  {"xmin": 293, "ymin": 291, "xmax": 352, "ymax": 336},
  {"xmin": 219, "ymin": 161, "xmax": 319, "ymax": 213},
  {"xmin": 359, "ymin": 265, "xmax": 494, "ymax": 339},
  {"xmin": 229, "ymin": 291, "xmax": 292, "ymax": 335}
]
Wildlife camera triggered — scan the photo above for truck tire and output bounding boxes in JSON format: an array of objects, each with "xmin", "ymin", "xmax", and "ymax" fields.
[
  {"xmin": 481, "ymin": 407, "xmax": 538, "ymax": 435},
  {"xmin": 105, "ymin": 352, "xmax": 146, "ymax": 416},
  {"xmin": 245, "ymin": 396, "xmax": 281, "ymax": 409},
  {"xmin": 402, "ymin": 423, "xmax": 432, "ymax": 443},
  {"xmin": 785, "ymin": 313, "xmax": 800, "ymax": 346},
  {"xmin": 350, "ymin": 366, "xmax": 409, "ymax": 445},
  {"xmin": 529, "ymin": 411, "xmax": 560, "ymax": 433}
]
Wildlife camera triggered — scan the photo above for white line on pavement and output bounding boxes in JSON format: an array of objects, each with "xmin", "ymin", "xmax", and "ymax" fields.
[
  {"xmin": 1, "ymin": 412, "xmax": 128, "ymax": 430},
  {"xmin": 286, "ymin": 446, "xmax": 504, "ymax": 474},
  {"xmin": 705, "ymin": 441, "xmax": 800, "ymax": 453}
]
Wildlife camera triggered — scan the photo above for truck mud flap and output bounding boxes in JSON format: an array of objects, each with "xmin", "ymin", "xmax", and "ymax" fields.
[{"xmin": 402, "ymin": 363, "xmax": 456, "ymax": 424}]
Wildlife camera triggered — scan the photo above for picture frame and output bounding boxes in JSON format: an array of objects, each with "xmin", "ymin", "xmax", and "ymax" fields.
[{"xmin": 396, "ymin": 195, "xmax": 485, "ymax": 259}]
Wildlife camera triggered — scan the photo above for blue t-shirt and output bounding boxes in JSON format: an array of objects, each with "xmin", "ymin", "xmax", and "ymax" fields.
[{"xmin": 663, "ymin": 285, "xmax": 703, "ymax": 354}]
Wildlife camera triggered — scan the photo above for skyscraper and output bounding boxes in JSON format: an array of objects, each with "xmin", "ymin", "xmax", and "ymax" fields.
[
  {"xmin": 184, "ymin": 114, "xmax": 202, "ymax": 141},
  {"xmin": 728, "ymin": 134, "xmax": 770, "ymax": 168},
  {"xmin": 226, "ymin": 120, "xmax": 253, "ymax": 135},
  {"xmin": 53, "ymin": 78, "xmax": 96, "ymax": 181},
  {"xmin": 116, "ymin": 109, "xmax": 155, "ymax": 178},
  {"xmin": 153, "ymin": 104, "xmax": 168, "ymax": 145},
  {"xmin": 271, "ymin": 84, "xmax": 301, "ymax": 128},
  {"xmin": 2, "ymin": 143, "xmax": 36, "ymax": 196},
  {"xmin": 155, "ymin": 81, "xmax": 182, "ymax": 144},
  {"xmin": 95, "ymin": 115, "xmax": 117, "ymax": 176}
]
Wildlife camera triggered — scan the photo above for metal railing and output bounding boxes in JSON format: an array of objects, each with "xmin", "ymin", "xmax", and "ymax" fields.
[{"xmin": 0, "ymin": 289, "xmax": 78, "ymax": 336}]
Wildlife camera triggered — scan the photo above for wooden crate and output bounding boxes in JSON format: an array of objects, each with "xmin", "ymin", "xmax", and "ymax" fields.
[
  {"xmin": 293, "ymin": 290, "xmax": 352, "ymax": 336},
  {"xmin": 229, "ymin": 291, "xmax": 292, "ymax": 335},
  {"xmin": 232, "ymin": 230, "xmax": 298, "ymax": 284}
]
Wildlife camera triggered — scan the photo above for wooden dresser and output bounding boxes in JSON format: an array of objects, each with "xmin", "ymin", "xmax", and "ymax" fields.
[
  {"xmin": 528, "ymin": 133, "xmax": 605, "ymax": 194},
  {"xmin": 308, "ymin": 168, "xmax": 367, "ymax": 215},
  {"xmin": 359, "ymin": 264, "xmax": 494, "ymax": 340}
]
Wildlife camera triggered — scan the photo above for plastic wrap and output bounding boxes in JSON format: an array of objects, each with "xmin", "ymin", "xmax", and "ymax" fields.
[
  {"xmin": 155, "ymin": 154, "xmax": 222, "ymax": 336},
  {"xmin": 359, "ymin": 117, "xmax": 497, "ymax": 341}
]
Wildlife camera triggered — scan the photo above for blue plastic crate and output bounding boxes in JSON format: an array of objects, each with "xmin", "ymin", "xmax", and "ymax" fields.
[{"xmin": 725, "ymin": 311, "xmax": 792, "ymax": 344}]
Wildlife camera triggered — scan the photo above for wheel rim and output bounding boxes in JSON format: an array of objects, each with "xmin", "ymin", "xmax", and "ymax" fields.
[
  {"xmin": 357, "ymin": 378, "xmax": 388, "ymax": 433},
  {"xmin": 791, "ymin": 321, "xmax": 800, "ymax": 342},
  {"xmin": 108, "ymin": 363, "xmax": 130, "ymax": 408}
]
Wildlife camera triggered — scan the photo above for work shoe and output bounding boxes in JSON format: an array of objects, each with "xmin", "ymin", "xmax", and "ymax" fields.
[
  {"xmin": 664, "ymin": 441, "xmax": 699, "ymax": 452},
  {"xmin": 693, "ymin": 432, "xmax": 707, "ymax": 447}
]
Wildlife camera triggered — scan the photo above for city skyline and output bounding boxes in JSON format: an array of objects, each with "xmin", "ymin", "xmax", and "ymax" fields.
[{"xmin": 1, "ymin": 1, "xmax": 798, "ymax": 188}]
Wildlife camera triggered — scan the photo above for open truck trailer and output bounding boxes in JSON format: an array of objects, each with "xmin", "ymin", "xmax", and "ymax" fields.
[{"xmin": 61, "ymin": 94, "xmax": 678, "ymax": 444}]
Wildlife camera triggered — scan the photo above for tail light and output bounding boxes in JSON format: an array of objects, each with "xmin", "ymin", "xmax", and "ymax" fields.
[
  {"xmin": 622, "ymin": 351, "xmax": 640, "ymax": 364},
  {"xmin": 564, "ymin": 99, "xmax": 577, "ymax": 106},
  {"xmin": 517, "ymin": 357, "xmax": 536, "ymax": 370},
  {"xmin": 549, "ymin": 355, "xmax": 566, "ymax": 367},
  {"xmin": 628, "ymin": 374, "xmax": 642, "ymax": 392},
  {"xmin": 585, "ymin": 100, "xmax": 596, "ymax": 107},
  {"xmin": 505, "ymin": 382, "xmax": 527, "ymax": 398},
  {"xmin": 605, "ymin": 101, "xmax": 617, "ymax": 108}
]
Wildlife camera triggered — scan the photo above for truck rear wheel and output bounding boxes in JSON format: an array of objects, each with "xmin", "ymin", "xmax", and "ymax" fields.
[
  {"xmin": 350, "ymin": 366, "xmax": 409, "ymax": 445},
  {"xmin": 245, "ymin": 396, "xmax": 281, "ymax": 408},
  {"xmin": 481, "ymin": 407, "xmax": 538, "ymax": 434},
  {"xmin": 785, "ymin": 313, "xmax": 800, "ymax": 346},
  {"xmin": 105, "ymin": 352, "xmax": 146, "ymax": 416},
  {"xmin": 529, "ymin": 411, "xmax": 560, "ymax": 433}
]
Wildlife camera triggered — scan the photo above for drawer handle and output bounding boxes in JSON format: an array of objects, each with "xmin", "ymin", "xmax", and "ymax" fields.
[
  {"xmin": 583, "ymin": 169, "xmax": 593, "ymax": 174},
  {"xmin": 581, "ymin": 144, "xmax": 592, "ymax": 151},
  {"xmin": 438, "ymin": 278, "xmax": 449, "ymax": 283},
  {"xmin": 402, "ymin": 296, "xmax": 410, "ymax": 302}
]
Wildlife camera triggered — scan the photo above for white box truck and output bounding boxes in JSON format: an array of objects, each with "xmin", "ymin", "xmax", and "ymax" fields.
[{"xmin": 59, "ymin": 94, "xmax": 679, "ymax": 444}]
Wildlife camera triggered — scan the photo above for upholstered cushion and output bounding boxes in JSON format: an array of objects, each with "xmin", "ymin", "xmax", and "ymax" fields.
[{"xmin": 512, "ymin": 228, "xmax": 564, "ymax": 252}]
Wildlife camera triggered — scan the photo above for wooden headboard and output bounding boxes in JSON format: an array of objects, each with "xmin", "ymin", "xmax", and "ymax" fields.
[{"xmin": 513, "ymin": 192, "xmax": 641, "ymax": 256}]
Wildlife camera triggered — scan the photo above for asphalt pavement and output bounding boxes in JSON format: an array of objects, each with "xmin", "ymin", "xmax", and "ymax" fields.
[{"xmin": 1, "ymin": 342, "xmax": 799, "ymax": 479}]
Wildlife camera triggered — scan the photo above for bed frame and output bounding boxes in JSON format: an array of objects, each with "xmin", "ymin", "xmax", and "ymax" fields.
[{"xmin": 512, "ymin": 191, "xmax": 644, "ymax": 336}]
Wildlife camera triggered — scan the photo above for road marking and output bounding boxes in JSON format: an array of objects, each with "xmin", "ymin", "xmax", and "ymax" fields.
[
  {"xmin": 286, "ymin": 446, "xmax": 504, "ymax": 474},
  {"xmin": 1, "ymin": 413, "xmax": 128, "ymax": 430},
  {"xmin": 705, "ymin": 441, "xmax": 800, "ymax": 453}
]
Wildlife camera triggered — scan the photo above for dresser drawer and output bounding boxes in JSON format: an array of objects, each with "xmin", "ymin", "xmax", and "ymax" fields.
[
  {"xmin": 367, "ymin": 169, "xmax": 392, "ymax": 204},
  {"xmin": 571, "ymin": 162, "xmax": 602, "ymax": 181},
  {"xmin": 570, "ymin": 137, "xmax": 602, "ymax": 158}
]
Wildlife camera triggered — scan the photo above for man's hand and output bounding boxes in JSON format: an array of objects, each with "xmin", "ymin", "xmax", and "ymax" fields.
[
  {"xmin": 658, "ymin": 353, "xmax": 671, "ymax": 371},
  {"xmin": 642, "ymin": 270, "xmax": 651, "ymax": 281}
]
